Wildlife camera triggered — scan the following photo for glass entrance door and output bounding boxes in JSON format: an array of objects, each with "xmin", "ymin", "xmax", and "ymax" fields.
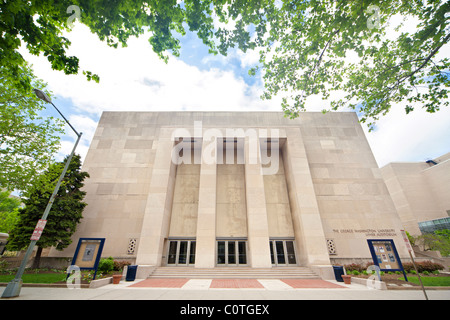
[
  {"xmin": 167, "ymin": 240, "xmax": 196, "ymax": 266},
  {"xmin": 217, "ymin": 240, "xmax": 247, "ymax": 266},
  {"xmin": 269, "ymin": 240, "xmax": 297, "ymax": 266}
]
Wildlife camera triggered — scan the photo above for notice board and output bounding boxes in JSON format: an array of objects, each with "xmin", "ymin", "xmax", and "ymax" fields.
[
  {"xmin": 68, "ymin": 238, "xmax": 105, "ymax": 278},
  {"xmin": 367, "ymin": 239, "xmax": 404, "ymax": 271}
]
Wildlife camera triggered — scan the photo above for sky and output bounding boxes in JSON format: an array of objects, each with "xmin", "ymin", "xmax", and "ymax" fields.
[{"xmin": 20, "ymin": 17, "xmax": 450, "ymax": 169}]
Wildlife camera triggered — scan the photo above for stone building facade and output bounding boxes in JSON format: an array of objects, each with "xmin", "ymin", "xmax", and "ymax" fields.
[
  {"xmin": 49, "ymin": 111, "xmax": 410, "ymax": 277},
  {"xmin": 381, "ymin": 152, "xmax": 450, "ymax": 236}
]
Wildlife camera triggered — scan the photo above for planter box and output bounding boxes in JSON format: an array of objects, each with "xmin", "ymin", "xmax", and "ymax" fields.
[
  {"xmin": 89, "ymin": 277, "xmax": 112, "ymax": 288},
  {"xmin": 351, "ymin": 277, "xmax": 387, "ymax": 290}
]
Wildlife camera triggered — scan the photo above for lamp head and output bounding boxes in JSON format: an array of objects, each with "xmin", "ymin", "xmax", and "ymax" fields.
[{"xmin": 33, "ymin": 89, "xmax": 52, "ymax": 103}]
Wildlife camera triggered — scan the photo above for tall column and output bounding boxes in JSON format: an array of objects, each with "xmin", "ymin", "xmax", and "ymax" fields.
[
  {"xmin": 195, "ymin": 138, "xmax": 217, "ymax": 268},
  {"xmin": 244, "ymin": 136, "xmax": 272, "ymax": 268},
  {"xmin": 136, "ymin": 129, "xmax": 176, "ymax": 266},
  {"xmin": 284, "ymin": 128, "xmax": 332, "ymax": 278}
]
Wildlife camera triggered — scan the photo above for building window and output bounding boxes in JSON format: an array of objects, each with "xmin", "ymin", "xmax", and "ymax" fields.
[{"xmin": 418, "ymin": 217, "xmax": 450, "ymax": 234}]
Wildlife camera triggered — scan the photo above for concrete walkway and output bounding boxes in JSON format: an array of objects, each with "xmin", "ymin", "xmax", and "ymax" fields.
[{"xmin": 1, "ymin": 278, "xmax": 449, "ymax": 300}]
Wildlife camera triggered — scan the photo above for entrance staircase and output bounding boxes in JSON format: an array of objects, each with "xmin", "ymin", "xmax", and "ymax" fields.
[{"xmin": 148, "ymin": 267, "xmax": 319, "ymax": 279}]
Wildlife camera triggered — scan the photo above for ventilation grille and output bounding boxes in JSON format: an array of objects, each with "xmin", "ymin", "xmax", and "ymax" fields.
[
  {"xmin": 326, "ymin": 239, "xmax": 337, "ymax": 255},
  {"xmin": 127, "ymin": 238, "xmax": 137, "ymax": 254}
]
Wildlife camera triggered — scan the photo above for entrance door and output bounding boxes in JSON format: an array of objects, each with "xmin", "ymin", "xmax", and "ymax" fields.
[
  {"xmin": 167, "ymin": 240, "xmax": 196, "ymax": 266},
  {"xmin": 269, "ymin": 240, "xmax": 297, "ymax": 266},
  {"xmin": 217, "ymin": 240, "xmax": 247, "ymax": 266}
]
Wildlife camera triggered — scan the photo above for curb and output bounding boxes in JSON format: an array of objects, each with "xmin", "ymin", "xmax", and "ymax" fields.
[{"xmin": 0, "ymin": 276, "xmax": 113, "ymax": 289}]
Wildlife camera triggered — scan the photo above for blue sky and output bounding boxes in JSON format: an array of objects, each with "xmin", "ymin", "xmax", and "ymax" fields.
[{"xmin": 21, "ymin": 19, "xmax": 450, "ymax": 168}]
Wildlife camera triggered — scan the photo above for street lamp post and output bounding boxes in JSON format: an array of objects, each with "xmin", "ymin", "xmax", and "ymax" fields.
[{"xmin": 1, "ymin": 89, "xmax": 82, "ymax": 298}]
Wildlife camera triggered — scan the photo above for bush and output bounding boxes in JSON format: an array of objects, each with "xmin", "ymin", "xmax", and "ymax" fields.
[
  {"xmin": 343, "ymin": 260, "xmax": 444, "ymax": 275},
  {"xmin": 402, "ymin": 261, "xmax": 444, "ymax": 273},
  {"xmin": 97, "ymin": 257, "xmax": 131, "ymax": 273},
  {"xmin": 343, "ymin": 263, "xmax": 365, "ymax": 273},
  {"xmin": 113, "ymin": 260, "xmax": 131, "ymax": 271},
  {"xmin": 0, "ymin": 260, "xmax": 9, "ymax": 273},
  {"xmin": 98, "ymin": 257, "xmax": 114, "ymax": 273}
]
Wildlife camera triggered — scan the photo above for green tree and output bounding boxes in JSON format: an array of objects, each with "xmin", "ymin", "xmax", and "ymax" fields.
[
  {"xmin": 7, "ymin": 154, "xmax": 89, "ymax": 268},
  {"xmin": 432, "ymin": 229, "xmax": 450, "ymax": 257},
  {"xmin": 416, "ymin": 229, "xmax": 450, "ymax": 257},
  {"xmin": 0, "ymin": 0, "xmax": 273, "ymax": 86},
  {"xmin": 251, "ymin": 0, "xmax": 450, "ymax": 129},
  {"xmin": 2, "ymin": 1, "xmax": 448, "ymax": 127},
  {"xmin": 0, "ymin": 190, "xmax": 22, "ymax": 234},
  {"xmin": 405, "ymin": 230, "xmax": 415, "ymax": 246},
  {"xmin": 0, "ymin": 64, "xmax": 65, "ymax": 192}
]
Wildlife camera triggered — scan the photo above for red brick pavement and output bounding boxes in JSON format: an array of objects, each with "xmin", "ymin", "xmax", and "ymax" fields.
[
  {"xmin": 281, "ymin": 279, "xmax": 346, "ymax": 288},
  {"xmin": 127, "ymin": 278, "xmax": 346, "ymax": 289},
  {"xmin": 210, "ymin": 279, "xmax": 265, "ymax": 288},
  {"xmin": 129, "ymin": 278, "xmax": 189, "ymax": 288}
]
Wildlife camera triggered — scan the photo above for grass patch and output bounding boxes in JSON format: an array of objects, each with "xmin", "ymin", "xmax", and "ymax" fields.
[
  {"xmin": 0, "ymin": 273, "xmax": 66, "ymax": 284},
  {"xmin": 400, "ymin": 276, "xmax": 450, "ymax": 287}
]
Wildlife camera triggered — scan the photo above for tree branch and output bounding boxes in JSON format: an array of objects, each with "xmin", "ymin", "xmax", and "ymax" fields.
[{"xmin": 396, "ymin": 32, "xmax": 450, "ymax": 83}]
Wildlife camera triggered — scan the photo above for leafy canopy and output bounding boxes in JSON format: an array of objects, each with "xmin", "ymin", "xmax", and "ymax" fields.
[
  {"xmin": 1, "ymin": 0, "xmax": 448, "ymax": 128},
  {"xmin": 0, "ymin": 64, "xmax": 65, "ymax": 193},
  {"xmin": 7, "ymin": 154, "xmax": 89, "ymax": 252},
  {"xmin": 0, "ymin": 191, "xmax": 22, "ymax": 234},
  {"xmin": 252, "ymin": 0, "xmax": 450, "ymax": 129}
]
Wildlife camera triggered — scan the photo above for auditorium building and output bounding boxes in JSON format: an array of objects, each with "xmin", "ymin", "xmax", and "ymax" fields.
[{"xmin": 48, "ymin": 111, "xmax": 410, "ymax": 279}]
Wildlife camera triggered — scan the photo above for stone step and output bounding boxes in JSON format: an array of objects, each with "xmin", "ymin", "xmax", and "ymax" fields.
[{"xmin": 149, "ymin": 267, "xmax": 319, "ymax": 279}]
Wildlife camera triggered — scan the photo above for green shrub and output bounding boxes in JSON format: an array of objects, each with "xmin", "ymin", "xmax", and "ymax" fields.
[
  {"xmin": 342, "ymin": 261, "xmax": 444, "ymax": 275},
  {"xmin": 98, "ymin": 257, "xmax": 114, "ymax": 273},
  {"xmin": 402, "ymin": 261, "xmax": 444, "ymax": 273},
  {"xmin": 0, "ymin": 260, "xmax": 9, "ymax": 273}
]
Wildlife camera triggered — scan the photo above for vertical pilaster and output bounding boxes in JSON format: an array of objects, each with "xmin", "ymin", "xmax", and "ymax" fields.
[
  {"xmin": 195, "ymin": 138, "xmax": 217, "ymax": 268},
  {"xmin": 136, "ymin": 129, "xmax": 176, "ymax": 266},
  {"xmin": 244, "ymin": 136, "xmax": 272, "ymax": 268},
  {"xmin": 284, "ymin": 128, "xmax": 331, "ymax": 268}
]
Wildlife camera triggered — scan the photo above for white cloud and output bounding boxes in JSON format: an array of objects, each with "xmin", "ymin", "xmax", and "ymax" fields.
[
  {"xmin": 20, "ymin": 24, "xmax": 281, "ymax": 162},
  {"xmin": 236, "ymin": 47, "xmax": 262, "ymax": 69},
  {"xmin": 23, "ymin": 24, "xmax": 277, "ymax": 114},
  {"xmin": 19, "ymin": 23, "xmax": 450, "ymax": 168},
  {"xmin": 53, "ymin": 114, "xmax": 97, "ymax": 162},
  {"xmin": 363, "ymin": 101, "xmax": 450, "ymax": 167}
]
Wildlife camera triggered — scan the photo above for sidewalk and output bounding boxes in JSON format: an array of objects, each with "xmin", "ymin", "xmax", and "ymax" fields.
[{"xmin": 1, "ymin": 278, "xmax": 449, "ymax": 300}]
